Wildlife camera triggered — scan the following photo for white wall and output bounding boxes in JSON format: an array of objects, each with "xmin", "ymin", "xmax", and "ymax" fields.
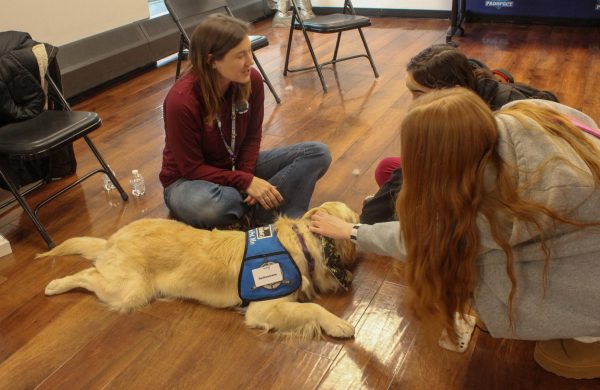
[
  {"xmin": 1, "ymin": 0, "xmax": 451, "ymax": 47},
  {"xmin": 312, "ymin": 0, "xmax": 451, "ymax": 11},
  {"xmin": 0, "ymin": 0, "xmax": 150, "ymax": 46}
]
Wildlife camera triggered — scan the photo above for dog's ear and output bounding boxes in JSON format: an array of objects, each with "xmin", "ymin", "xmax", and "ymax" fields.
[
  {"xmin": 303, "ymin": 205, "xmax": 321, "ymax": 219},
  {"xmin": 303, "ymin": 201, "xmax": 341, "ymax": 219},
  {"xmin": 303, "ymin": 201, "xmax": 359, "ymax": 224}
]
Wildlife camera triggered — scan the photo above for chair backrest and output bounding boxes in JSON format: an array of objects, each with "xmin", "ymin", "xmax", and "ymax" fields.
[
  {"xmin": 291, "ymin": 0, "xmax": 355, "ymax": 20},
  {"xmin": 343, "ymin": 0, "xmax": 355, "ymax": 14},
  {"xmin": 165, "ymin": 0, "xmax": 232, "ymax": 45},
  {"xmin": 46, "ymin": 74, "xmax": 72, "ymax": 112}
]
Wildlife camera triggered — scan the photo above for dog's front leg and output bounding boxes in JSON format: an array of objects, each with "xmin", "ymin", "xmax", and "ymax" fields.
[{"xmin": 245, "ymin": 298, "xmax": 354, "ymax": 339}]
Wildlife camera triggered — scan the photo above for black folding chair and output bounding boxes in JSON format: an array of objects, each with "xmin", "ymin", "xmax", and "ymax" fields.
[
  {"xmin": 165, "ymin": 0, "xmax": 281, "ymax": 103},
  {"xmin": 0, "ymin": 75, "xmax": 128, "ymax": 248},
  {"xmin": 283, "ymin": 0, "xmax": 379, "ymax": 93}
]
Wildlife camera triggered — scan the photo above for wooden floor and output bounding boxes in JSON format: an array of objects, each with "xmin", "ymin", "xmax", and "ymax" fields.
[{"xmin": 1, "ymin": 17, "xmax": 599, "ymax": 389}]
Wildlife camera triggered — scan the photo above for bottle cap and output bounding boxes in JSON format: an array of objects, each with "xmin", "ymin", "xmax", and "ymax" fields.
[{"xmin": 132, "ymin": 169, "xmax": 138, "ymax": 175}]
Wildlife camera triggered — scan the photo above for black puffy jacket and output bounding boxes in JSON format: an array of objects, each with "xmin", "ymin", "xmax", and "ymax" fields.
[
  {"xmin": 0, "ymin": 31, "xmax": 76, "ymax": 190},
  {"xmin": 0, "ymin": 31, "xmax": 59, "ymax": 125}
]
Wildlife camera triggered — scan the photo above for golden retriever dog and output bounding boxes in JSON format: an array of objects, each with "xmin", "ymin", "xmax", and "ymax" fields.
[{"xmin": 38, "ymin": 201, "xmax": 359, "ymax": 339}]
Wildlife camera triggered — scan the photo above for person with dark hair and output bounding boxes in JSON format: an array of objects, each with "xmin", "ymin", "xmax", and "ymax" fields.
[
  {"xmin": 405, "ymin": 43, "xmax": 535, "ymax": 108},
  {"xmin": 160, "ymin": 14, "xmax": 331, "ymax": 229},
  {"xmin": 362, "ymin": 44, "xmax": 558, "ymax": 224},
  {"xmin": 311, "ymin": 87, "xmax": 600, "ymax": 379},
  {"xmin": 405, "ymin": 44, "xmax": 476, "ymax": 96}
]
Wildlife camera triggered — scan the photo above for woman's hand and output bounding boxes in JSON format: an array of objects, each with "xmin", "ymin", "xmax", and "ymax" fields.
[
  {"xmin": 309, "ymin": 210, "xmax": 354, "ymax": 240},
  {"xmin": 244, "ymin": 177, "xmax": 284, "ymax": 209}
]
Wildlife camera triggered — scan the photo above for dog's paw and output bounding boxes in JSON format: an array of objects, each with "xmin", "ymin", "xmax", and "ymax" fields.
[
  {"xmin": 322, "ymin": 317, "xmax": 354, "ymax": 338},
  {"xmin": 45, "ymin": 279, "xmax": 64, "ymax": 295}
]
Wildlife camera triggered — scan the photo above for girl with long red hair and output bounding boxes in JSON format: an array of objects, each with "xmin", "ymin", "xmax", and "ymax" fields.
[{"xmin": 310, "ymin": 87, "xmax": 600, "ymax": 379}]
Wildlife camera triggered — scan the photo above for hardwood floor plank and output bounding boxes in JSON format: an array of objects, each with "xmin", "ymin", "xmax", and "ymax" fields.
[
  {"xmin": 0, "ymin": 300, "xmax": 117, "ymax": 389},
  {"xmin": 464, "ymin": 334, "xmax": 600, "ymax": 390},
  {"xmin": 36, "ymin": 312, "xmax": 170, "ymax": 390},
  {"xmin": 324, "ymin": 279, "xmax": 476, "ymax": 390},
  {"xmin": 105, "ymin": 303, "xmax": 334, "ymax": 389}
]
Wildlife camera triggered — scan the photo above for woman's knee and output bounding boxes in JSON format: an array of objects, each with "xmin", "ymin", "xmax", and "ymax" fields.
[
  {"xmin": 173, "ymin": 201, "xmax": 242, "ymax": 228},
  {"xmin": 375, "ymin": 157, "xmax": 401, "ymax": 187},
  {"xmin": 305, "ymin": 141, "xmax": 332, "ymax": 170},
  {"xmin": 166, "ymin": 185, "xmax": 243, "ymax": 228}
]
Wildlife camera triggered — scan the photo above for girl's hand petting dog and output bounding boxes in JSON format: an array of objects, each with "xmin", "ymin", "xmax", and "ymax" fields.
[{"xmin": 309, "ymin": 210, "xmax": 354, "ymax": 240}]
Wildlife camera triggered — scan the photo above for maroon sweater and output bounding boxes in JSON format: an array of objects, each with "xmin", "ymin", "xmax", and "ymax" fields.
[{"xmin": 159, "ymin": 68, "xmax": 264, "ymax": 191}]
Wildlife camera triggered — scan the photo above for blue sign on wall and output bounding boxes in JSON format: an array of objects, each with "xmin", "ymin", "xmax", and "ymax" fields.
[{"xmin": 467, "ymin": 0, "xmax": 600, "ymax": 19}]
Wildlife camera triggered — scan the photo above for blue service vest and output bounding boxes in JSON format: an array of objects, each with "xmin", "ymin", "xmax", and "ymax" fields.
[{"xmin": 238, "ymin": 225, "xmax": 301, "ymax": 303}]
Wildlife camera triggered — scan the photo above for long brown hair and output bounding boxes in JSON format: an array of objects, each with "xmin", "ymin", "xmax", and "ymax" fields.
[
  {"xmin": 396, "ymin": 87, "xmax": 600, "ymax": 339},
  {"xmin": 188, "ymin": 14, "xmax": 251, "ymax": 123}
]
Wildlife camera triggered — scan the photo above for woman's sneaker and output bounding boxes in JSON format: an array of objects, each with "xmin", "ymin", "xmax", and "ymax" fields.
[{"xmin": 534, "ymin": 339, "xmax": 600, "ymax": 379}]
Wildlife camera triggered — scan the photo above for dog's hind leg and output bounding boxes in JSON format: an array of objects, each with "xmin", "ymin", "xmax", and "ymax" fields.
[
  {"xmin": 245, "ymin": 299, "xmax": 355, "ymax": 339},
  {"xmin": 45, "ymin": 268, "xmax": 151, "ymax": 310},
  {"xmin": 36, "ymin": 237, "xmax": 107, "ymax": 261}
]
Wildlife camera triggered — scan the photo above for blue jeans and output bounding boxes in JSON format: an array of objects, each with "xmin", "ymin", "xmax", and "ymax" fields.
[{"xmin": 164, "ymin": 142, "xmax": 331, "ymax": 229}]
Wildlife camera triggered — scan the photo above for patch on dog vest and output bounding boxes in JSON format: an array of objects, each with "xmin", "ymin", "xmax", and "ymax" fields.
[{"xmin": 238, "ymin": 225, "xmax": 301, "ymax": 303}]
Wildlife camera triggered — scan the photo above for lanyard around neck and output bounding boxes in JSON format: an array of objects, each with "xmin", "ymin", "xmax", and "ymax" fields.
[{"xmin": 215, "ymin": 102, "xmax": 237, "ymax": 171}]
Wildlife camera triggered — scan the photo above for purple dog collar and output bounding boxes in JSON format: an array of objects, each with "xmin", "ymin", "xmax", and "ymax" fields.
[{"xmin": 292, "ymin": 225, "xmax": 315, "ymax": 275}]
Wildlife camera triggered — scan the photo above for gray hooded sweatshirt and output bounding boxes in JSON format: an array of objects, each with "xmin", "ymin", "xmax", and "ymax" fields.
[{"xmin": 356, "ymin": 99, "xmax": 600, "ymax": 340}]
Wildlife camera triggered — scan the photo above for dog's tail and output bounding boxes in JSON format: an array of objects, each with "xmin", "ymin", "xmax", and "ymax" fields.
[{"xmin": 35, "ymin": 237, "xmax": 107, "ymax": 261}]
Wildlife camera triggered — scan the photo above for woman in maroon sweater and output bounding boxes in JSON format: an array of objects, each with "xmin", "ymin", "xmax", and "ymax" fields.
[{"xmin": 160, "ymin": 14, "xmax": 331, "ymax": 229}]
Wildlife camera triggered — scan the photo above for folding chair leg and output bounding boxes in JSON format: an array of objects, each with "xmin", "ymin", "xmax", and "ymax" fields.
[
  {"xmin": 0, "ymin": 168, "xmax": 55, "ymax": 248},
  {"xmin": 301, "ymin": 29, "xmax": 328, "ymax": 93},
  {"xmin": 332, "ymin": 32, "xmax": 342, "ymax": 63},
  {"xmin": 83, "ymin": 136, "xmax": 128, "ymax": 201},
  {"xmin": 0, "ymin": 135, "xmax": 127, "ymax": 249},
  {"xmin": 175, "ymin": 36, "xmax": 185, "ymax": 80},
  {"xmin": 358, "ymin": 28, "xmax": 379, "ymax": 78},
  {"xmin": 253, "ymin": 53, "xmax": 281, "ymax": 104},
  {"xmin": 283, "ymin": 15, "xmax": 296, "ymax": 76}
]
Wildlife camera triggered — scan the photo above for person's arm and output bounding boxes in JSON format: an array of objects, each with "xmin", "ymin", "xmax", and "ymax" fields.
[
  {"xmin": 356, "ymin": 222, "xmax": 406, "ymax": 260},
  {"xmin": 477, "ymin": 78, "xmax": 528, "ymax": 111},
  {"xmin": 309, "ymin": 211, "xmax": 406, "ymax": 260},
  {"xmin": 360, "ymin": 168, "xmax": 403, "ymax": 224}
]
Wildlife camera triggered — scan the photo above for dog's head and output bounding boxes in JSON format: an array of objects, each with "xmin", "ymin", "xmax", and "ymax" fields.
[{"xmin": 301, "ymin": 201, "xmax": 359, "ymax": 294}]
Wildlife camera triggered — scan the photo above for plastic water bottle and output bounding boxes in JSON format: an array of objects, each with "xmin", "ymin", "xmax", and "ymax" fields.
[
  {"xmin": 130, "ymin": 169, "xmax": 146, "ymax": 197},
  {"xmin": 103, "ymin": 166, "xmax": 117, "ymax": 191}
]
